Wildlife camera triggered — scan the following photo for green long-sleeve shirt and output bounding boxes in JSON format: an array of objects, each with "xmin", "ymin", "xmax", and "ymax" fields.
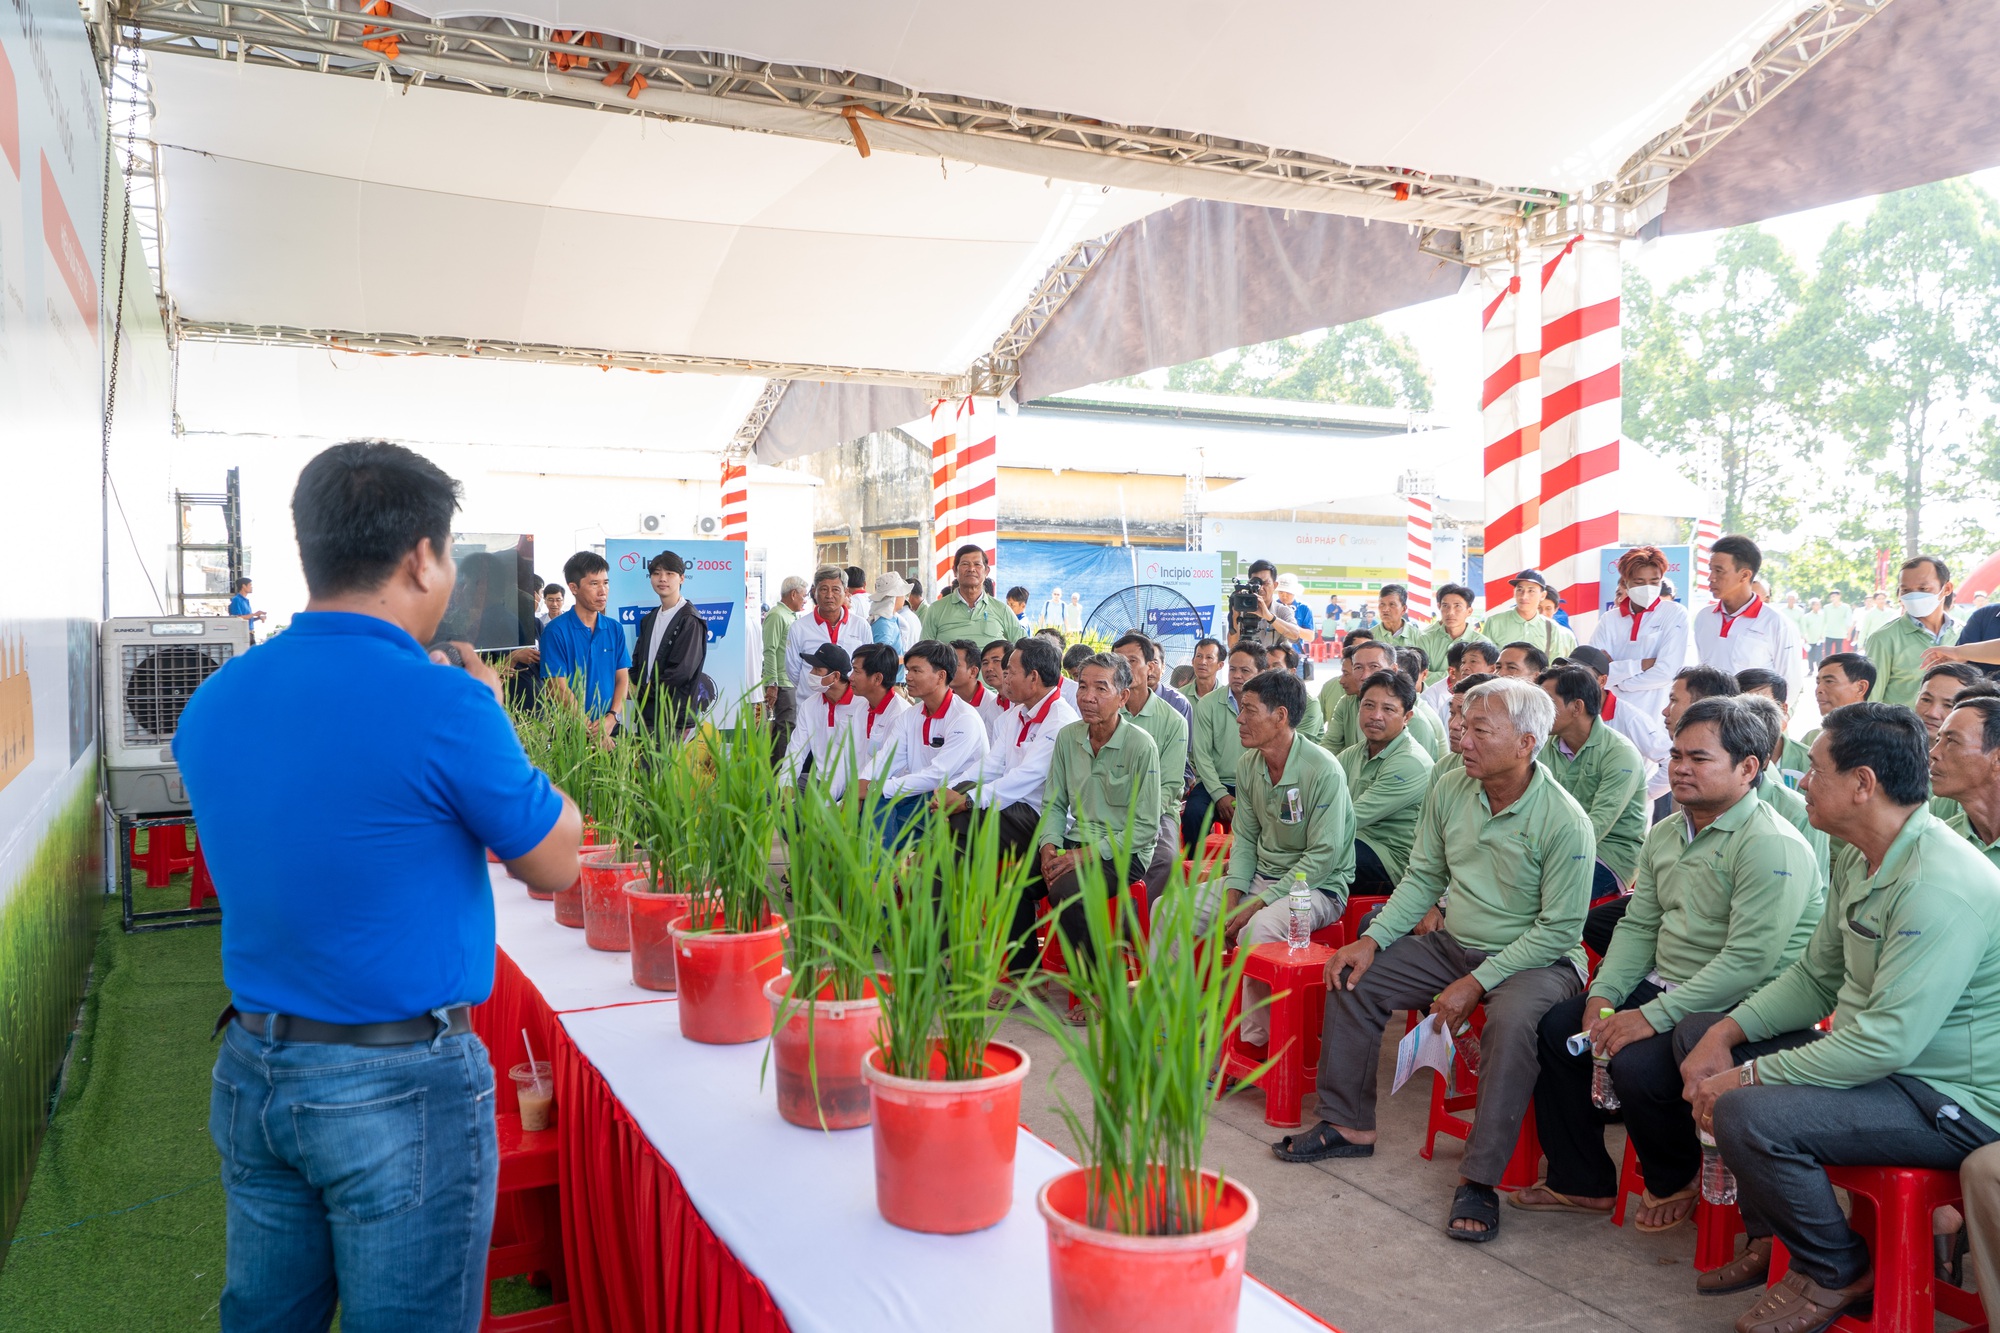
[
  {"xmin": 1337, "ymin": 727, "xmax": 1434, "ymax": 882},
  {"xmin": 761, "ymin": 604, "xmax": 799, "ymax": 688},
  {"xmin": 1123, "ymin": 689, "xmax": 1188, "ymax": 818},
  {"xmin": 1428, "ymin": 750, "xmax": 1465, "ymax": 792},
  {"xmin": 1939, "ymin": 798, "xmax": 2000, "ymax": 872},
  {"xmin": 1758, "ymin": 778, "xmax": 1831, "ymax": 884},
  {"xmin": 1408, "ymin": 698, "xmax": 1445, "ymax": 760},
  {"xmin": 1370, "ymin": 620, "xmax": 1422, "ymax": 650},
  {"xmin": 1590, "ymin": 789, "xmax": 1823, "ymax": 1032},
  {"xmin": 1315, "ymin": 684, "xmax": 1359, "ymax": 755},
  {"xmin": 1191, "ymin": 687, "xmax": 1248, "ymax": 800},
  {"xmin": 1864, "ymin": 613, "xmax": 1955, "ymax": 710},
  {"xmin": 1539, "ymin": 719, "xmax": 1649, "ymax": 883},
  {"xmin": 1297, "ymin": 690, "xmax": 1324, "ymax": 749},
  {"xmin": 1479, "ymin": 608, "xmax": 1576, "ymax": 660},
  {"xmin": 1413, "ymin": 621, "xmax": 1485, "ymax": 686},
  {"xmin": 1364, "ymin": 765, "xmax": 1592, "ymax": 991},
  {"xmin": 1034, "ymin": 717, "xmax": 1161, "ymax": 863},
  {"xmin": 1225, "ymin": 732, "xmax": 1356, "ymax": 906},
  {"xmin": 1732, "ymin": 808, "xmax": 2000, "ymax": 1128},
  {"xmin": 919, "ymin": 592, "xmax": 1025, "ymax": 648}
]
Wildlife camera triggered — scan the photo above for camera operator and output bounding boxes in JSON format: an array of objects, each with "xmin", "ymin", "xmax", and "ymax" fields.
[{"xmin": 1230, "ymin": 560, "xmax": 1313, "ymax": 652}]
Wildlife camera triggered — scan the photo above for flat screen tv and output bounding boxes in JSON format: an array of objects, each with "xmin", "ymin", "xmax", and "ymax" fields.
[{"xmin": 438, "ymin": 533, "xmax": 539, "ymax": 652}]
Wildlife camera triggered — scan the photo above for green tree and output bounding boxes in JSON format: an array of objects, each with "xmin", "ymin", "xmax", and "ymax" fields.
[{"xmin": 1159, "ymin": 320, "xmax": 1433, "ymax": 410}]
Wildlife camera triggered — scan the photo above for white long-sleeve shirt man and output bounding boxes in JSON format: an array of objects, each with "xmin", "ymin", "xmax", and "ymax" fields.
[
  {"xmin": 1694, "ymin": 593, "xmax": 1806, "ymax": 701},
  {"xmin": 957, "ymin": 679, "xmax": 1009, "ymax": 743},
  {"xmin": 876, "ymin": 690, "xmax": 990, "ymax": 799},
  {"xmin": 975, "ymin": 684, "xmax": 1080, "ymax": 813},
  {"xmin": 785, "ymin": 606, "xmax": 870, "ymax": 702},
  {"xmin": 784, "ymin": 677, "xmax": 871, "ymax": 798},
  {"xmin": 1600, "ymin": 687, "xmax": 1672, "ymax": 801},
  {"xmin": 1588, "ymin": 594, "xmax": 1692, "ymax": 720},
  {"xmin": 857, "ymin": 689, "xmax": 911, "ymax": 776}
]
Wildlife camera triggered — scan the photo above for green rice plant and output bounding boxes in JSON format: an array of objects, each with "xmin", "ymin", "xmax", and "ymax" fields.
[
  {"xmin": 1016, "ymin": 853, "xmax": 1272, "ymax": 1238},
  {"xmin": 513, "ymin": 672, "xmax": 599, "ymax": 821},
  {"xmin": 579, "ymin": 727, "xmax": 645, "ymax": 864},
  {"xmin": 686, "ymin": 714, "xmax": 782, "ymax": 934},
  {"xmin": 626, "ymin": 729, "xmax": 705, "ymax": 894},
  {"xmin": 873, "ymin": 804, "xmax": 1032, "ymax": 1081},
  {"xmin": 779, "ymin": 759, "xmax": 889, "ymax": 1002}
]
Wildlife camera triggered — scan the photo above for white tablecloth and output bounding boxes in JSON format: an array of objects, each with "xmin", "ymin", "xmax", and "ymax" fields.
[{"xmin": 489, "ymin": 865, "xmax": 667, "ymax": 1014}]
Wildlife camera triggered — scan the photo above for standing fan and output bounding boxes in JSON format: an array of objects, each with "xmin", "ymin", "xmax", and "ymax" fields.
[{"xmin": 1083, "ymin": 586, "xmax": 1208, "ymax": 667}]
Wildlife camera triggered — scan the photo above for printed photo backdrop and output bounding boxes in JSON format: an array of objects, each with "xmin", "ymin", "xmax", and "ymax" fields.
[{"xmin": 606, "ymin": 540, "xmax": 753, "ymax": 725}]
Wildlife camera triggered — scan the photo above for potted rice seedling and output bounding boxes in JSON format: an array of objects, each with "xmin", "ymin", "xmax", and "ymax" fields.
[
  {"xmin": 1019, "ymin": 856, "xmax": 1268, "ymax": 1333},
  {"xmin": 671, "ymin": 717, "xmax": 787, "ymax": 1044},
  {"xmin": 861, "ymin": 805, "xmax": 1034, "ymax": 1234},
  {"xmin": 507, "ymin": 695, "xmax": 599, "ymax": 886},
  {"xmin": 623, "ymin": 733, "xmax": 705, "ymax": 991},
  {"xmin": 577, "ymin": 736, "xmax": 646, "ymax": 950},
  {"xmin": 764, "ymin": 770, "xmax": 889, "ymax": 1130}
]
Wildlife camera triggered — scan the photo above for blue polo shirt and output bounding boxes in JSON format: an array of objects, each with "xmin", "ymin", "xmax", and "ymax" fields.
[
  {"xmin": 173, "ymin": 612, "xmax": 562, "ymax": 1024},
  {"xmin": 227, "ymin": 594, "xmax": 251, "ymax": 617},
  {"xmin": 538, "ymin": 607, "xmax": 631, "ymax": 715}
]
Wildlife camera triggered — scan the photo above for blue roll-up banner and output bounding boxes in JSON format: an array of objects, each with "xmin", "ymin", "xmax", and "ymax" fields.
[{"xmin": 607, "ymin": 539, "xmax": 752, "ymax": 724}]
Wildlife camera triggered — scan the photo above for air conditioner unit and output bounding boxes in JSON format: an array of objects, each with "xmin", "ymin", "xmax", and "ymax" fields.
[
  {"xmin": 693, "ymin": 515, "xmax": 722, "ymax": 536},
  {"xmin": 639, "ymin": 513, "xmax": 670, "ymax": 535},
  {"xmin": 102, "ymin": 616, "xmax": 249, "ymax": 815}
]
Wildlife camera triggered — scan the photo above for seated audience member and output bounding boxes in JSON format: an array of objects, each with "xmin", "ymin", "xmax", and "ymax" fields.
[
  {"xmin": 1736, "ymin": 667, "xmax": 1810, "ymax": 788},
  {"xmin": 1170, "ymin": 664, "xmax": 1197, "ymax": 691},
  {"xmin": 1739, "ymin": 695, "xmax": 1833, "ymax": 884},
  {"xmin": 1677, "ymin": 703, "xmax": 2000, "ymax": 1324},
  {"xmin": 949, "ymin": 637, "xmax": 1006, "ymax": 737},
  {"xmin": 787, "ymin": 565, "xmax": 872, "ymax": 703},
  {"xmin": 1932, "ymin": 689, "xmax": 2000, "ymax": 870},
  {"xmin": 1190, "ymin": 636, "xmax": 1227, "ymax": 699},
  {"xmin": 1916, "ymin": 662, "xmax": 1986, "ymax": 743},
  {"xmin": 980, "ymin": 639, "xmax": 1014, "ymax": 732},
  {"xmin": 867, "ymin": 641, "xmax": 989, "ymax": 845},
  {"xmin": 948, "ymin": 638, "xmax": 1079, "ymax": 977},
  {"xmin": 1482, "ymin": 568, "xmax": 1578, "ymax": 660},
  {"xmin": 1431, "ymin": 672, "xmax": 1498, "ymax": 791},
  {"xmin": 847, "ymin": 643, "xmax": 910, "ymax": 776},
  {"xmin": 1810, "ymin": 653, "xmax": 1877, "ymax": 745},
  {"xmin": 1536, "ymin": 666, "xmax": 1650, "ymax": 954},
  {"xmin": 1564, "ymin": 645, "xmax": 1671, "ymax": 814},
  {"xmin": 782, "ymin": 644, "xmax": 870, "ymax": 797},
  {"xmin": 1339, "ymin": 669, "xmax": 1434, "ymax": 896},
  {"xmin": 1664, "ymin": 663, "xmax": 1741, "ymax": 734},
  {"xmin": 1060, "ymin": 643, "xmax": 1092, "ymax": 708},
  {"xmin": 1587, "ymin": 545, "xmax": 1689, "ymax": 721},
  {"xmin": 1521, "ymin": 697, "xmax": 1822, "ymax": 1229},
  {"xmin": 1034, "ymin": 653, "xmax": 1163, "ymax": 977},
  {"xmin": 870, "ymin": 571, "xmax": 912, "ymax": 651},
  {"xmin": 1187, "ymin": 642, "xmax": 1267, "ymax": 848},
  {"xmin": 1495, "ymin": 640, "xmax": 1550, "ymax": 681},
  {"xmin": 1216, "ymin": 670, "xmax": 1357, "ymax": 1047},
  {"xmin": 1320, "ymin": 639, "xmax": 1399, "ymax": 756},
  {"xmin": 1864, "ymin": 553, "xmax": 1958, "ymax": 708},
  {"xmin": 1149, "ymin": 641, "xmax": 1194, "ymax": 726},
  {"xmin": 1035, "ymin": 626, "xmax": 1067, "ymax": 652},
  {"xmin": 845, "ymin": 565, "xmax": 869, "ymax": 621},
  {"xmin": 1395, "ymin": 647, "xmax": 1446, "ymax": 759},
  {"xmin": 1271, "ymin": 642, "xmax": 1323, "ymax": 734},
  {"xmin": 1415, "ymin": 583, "xmax": 1484, "ymax": 686},
  {"xmin": 1283, "ymin": 680, "xmax": 1590, "ymax": 1244},
  {"xmin": 1423, "ymin": 638, "xmax": 1499, "ymax": 716},
  {"xmin": 1112, "ymin": 633, "xmax": 1190, "ymax": 900}
]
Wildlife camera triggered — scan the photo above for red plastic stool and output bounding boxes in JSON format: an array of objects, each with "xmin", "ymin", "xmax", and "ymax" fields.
[
  {"xmin": 482, "ymin": 1113, "xmax": 571, "ymax": 1331},
  {"xmin": 1768, "ymin": 1165, "xmax": 1986, "ymax": 1332},
  {"xmin": 1337, "ymin": 895, "xmax": 1389, "ymax": 948},
  {"xmin": 1415, "ymin": 1006, "xmax": 1542, "ymax": 1190},
  {"xmin": 189, "ymin": 842, "xmax": 219, "ymax": 910},
  {"xmin": 1610, "ymin": 1136, "xmax": 1744, "ymax": 1271},
  {"xmin": 1036, "ymin": 884, "xmax": 1152, "ymax": 1014},
  {"xmin": 1219, "ymin": 942, "xmax": 1336, "ymax": 1128},
  {"xmin": 130, "ymin": 824, "xmax": 196, "ymax": 888}
]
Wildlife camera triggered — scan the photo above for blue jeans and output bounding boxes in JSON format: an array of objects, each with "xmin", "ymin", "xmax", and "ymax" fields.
[
  {"xmin": 209, "ymin": 1018, "xmax": 499, "ymax": 1333},
  {"xmin": 877, "ymin": 794, "xmax": 931, "ymax": 849}
]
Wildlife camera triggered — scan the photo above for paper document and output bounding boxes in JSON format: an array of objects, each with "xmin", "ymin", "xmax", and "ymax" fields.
[{"xmin": 1391, "ymin": 1015, "xmax": 1456, "ymax": 1095}]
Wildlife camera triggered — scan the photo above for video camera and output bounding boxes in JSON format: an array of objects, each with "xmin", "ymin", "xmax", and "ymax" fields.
[{"xmin": 1229, "ymin": 579, "xmax": 1277, "ymax": 649}]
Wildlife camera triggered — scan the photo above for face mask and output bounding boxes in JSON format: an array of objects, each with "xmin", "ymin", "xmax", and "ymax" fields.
[
  {"xmin": 1626, "ymin": 583, "xmax": 1662, "ymax": 609},
  {"xmin": 1902, "ymin": 591, "xmax": 1942, "ymax": 618}
]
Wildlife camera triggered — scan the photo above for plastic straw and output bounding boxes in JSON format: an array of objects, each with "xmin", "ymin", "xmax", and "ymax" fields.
[{"xmin": 522, "ymin": 1028, "xmax": 547, "ymax": 1095}]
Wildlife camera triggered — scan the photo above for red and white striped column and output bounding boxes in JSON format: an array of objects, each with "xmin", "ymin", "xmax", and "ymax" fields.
[
  {"xmin": 1692, "ymin": 517, "xmax": 1721, "ymax": 606},
  {"xmin": 930, "ymin": 398, "xmax": 1000, "ymax": 588},
  {"xmin": 1537, "ymin": 235, "xmax": 1622, "ymax": 635},
  {"xmin": 1479, "ymin": 258, "xmax": 1540, "ymax": 611},
  {"xmin": 719, "ymin": 458, "xmax": 749, "ymax": 543},
  {"xmin": 1404, "ymin": 494, "xmax": 1435, "ymax": 623}
]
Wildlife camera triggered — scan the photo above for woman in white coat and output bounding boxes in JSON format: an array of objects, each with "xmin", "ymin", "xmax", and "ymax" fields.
[{"xmin": 1587, "ymin": 544, "xmax": 1690, "ymax": 721}]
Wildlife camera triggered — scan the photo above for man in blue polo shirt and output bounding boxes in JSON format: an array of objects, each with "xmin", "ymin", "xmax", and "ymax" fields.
[
  {"xmin": 539, "ymin": 550, "xmax": 630, "ymax": 734},
  {"xmin": 175, "ymin": 441, "xmax": 581, "ymax": 1332}
]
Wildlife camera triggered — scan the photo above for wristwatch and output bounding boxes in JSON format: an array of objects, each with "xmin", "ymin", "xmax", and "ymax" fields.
[{"xmin": 1737, "ymin": 1060, "xmax": 1759, "ymax": 1087}]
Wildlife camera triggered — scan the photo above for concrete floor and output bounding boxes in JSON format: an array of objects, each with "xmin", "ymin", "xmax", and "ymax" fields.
[{"xmin": 999, "ymin": 1012, "xmax": 1770, "ymax": 1333}]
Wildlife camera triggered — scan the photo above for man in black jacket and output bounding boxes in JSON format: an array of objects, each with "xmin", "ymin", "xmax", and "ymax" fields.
[{"xmin": 631, "ymin": 549, "xmax": 707, "ymax": 733}]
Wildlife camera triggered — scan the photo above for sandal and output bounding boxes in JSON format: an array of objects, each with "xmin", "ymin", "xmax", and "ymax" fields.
[
  {"xmin": 1270, "ymin": 1120, "xmax": 1374, "ymax": 1163},
  {"xmin": 1731, "ymin": 1267, "xmax": 1871, "ymax": 1333},
  {"xmin": 1699, "ymin": 1236, "xmax": 1773, "ymax": 1295},
  {"xmin": 1635, "ymin": 1185, "xmax": 1698, "ymax": 1234},
  {"xmin": 1448, "ymin": 1182, "xmax": 1501, "ymax": 1242},
  {"xmin": 1507, "ymin": 1183, "xmax": 1613, "ymax": 1215}
]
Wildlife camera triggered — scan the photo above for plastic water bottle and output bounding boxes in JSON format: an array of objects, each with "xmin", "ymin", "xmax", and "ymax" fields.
[
  {"xmin": 1590, "ymin": 1008, "xmax": 1621, "ymax": 1111},
  {"xmin": 1285, "ymin": 872, "xmax": 1312, "ymax": 951},
  {"xmin": 1699, "ymin": 1128, "xmax": 1737, "ymax": 1204},
  {"xmin": 1453, "ymin": 1020, "xmax": 1481, "ymax": 1079}
]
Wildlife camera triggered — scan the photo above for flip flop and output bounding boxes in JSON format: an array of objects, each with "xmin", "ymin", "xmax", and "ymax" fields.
[
  {"xmin": 1448, "ymin": 1182, "xmax": 1501, "ymax": 1243},
  {"xmin": 1270, "ymin": 1120, "xmax": 1374, "ymax": 1163},
  {"xmin": 1635, "ymin": 1185, "xmax": 1697, "ymax": 1234},
  {"xmin": 1507, "ymin": 1183, "xmax": 1614, "ymax": 1215}
]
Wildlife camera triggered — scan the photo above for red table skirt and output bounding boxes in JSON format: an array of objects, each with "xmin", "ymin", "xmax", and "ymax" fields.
[{"xmin": 474, "ymin": 950, "xmax": 791, "ymax": 1333}]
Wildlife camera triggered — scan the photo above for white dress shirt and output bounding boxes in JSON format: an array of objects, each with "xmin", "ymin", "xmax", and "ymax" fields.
[
  {"xmin": 975, "ymin": 686, "xmax": 1081, "ymax": 812},
  {"xmin": 1587, "ymin": 596, "xmax": 1691, "ymax": 720},
  {"xmin": 1693, "ymin": 595, "xmax": 1806, "ymax": 700},
  {"xmin": 897, "ymin": 605, "xmax": 923, "ymax": 650},
  {"xmin": 857, "ymin": 690, "xmax": 912, "ymax": 777},
  {"xmin": 1420, "ymin": 676, "xmax": 1454, "ymax": 718},
  {"xmin": 785, "ymin": 607, "xmax": 871, "ymax": 701},
  {"xmin": 1060, "ymin": 677, "xmax": 1079, "ymax": 710},
  {"xmin": 785, "ymin": 684, "xmax": 870, "ymax": 798},
  {"xmin": 1600, "ymin": 688, "xmax": 1672, "ymax": 800},
  {"xmin": 957, "ymin": 680, "xmax": 1008, "ymax": 742},
  {"xmin": 878, "ymin": 691, "xmax": 991, "ymax": 800}
]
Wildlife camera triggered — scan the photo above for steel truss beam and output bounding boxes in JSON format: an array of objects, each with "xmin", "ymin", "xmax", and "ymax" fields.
[
  {"xmin": 727, "ymin": 380, "xmax": 789, "ymax": 460},
  {"xmin": 118, "ymin": 0, "xmax": 1548, "ymax": 228}
]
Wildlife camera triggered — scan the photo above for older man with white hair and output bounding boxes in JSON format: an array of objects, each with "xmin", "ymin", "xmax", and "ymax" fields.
[
  {"xmin": 761, "ymin": 573, "xmax": 810, "ymax": 759},
  {"xmin": 1278, "ymin": 679, "xmax": 1592, "ymax": 1246}
]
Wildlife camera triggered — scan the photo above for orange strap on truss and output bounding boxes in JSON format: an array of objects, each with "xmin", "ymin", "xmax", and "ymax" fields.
[
  {"xmin": 549, "ymin": 30, "xmax": 603, "ymax": 73},
  {"xmin": 358, "ymin": 0, "xmax": 400, "ymax": 59}
]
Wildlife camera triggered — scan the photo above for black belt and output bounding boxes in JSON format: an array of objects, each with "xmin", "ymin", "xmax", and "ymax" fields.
[{"xmin": 216, "ymin": 1003, "xmax": 473, "ymax": 1046}]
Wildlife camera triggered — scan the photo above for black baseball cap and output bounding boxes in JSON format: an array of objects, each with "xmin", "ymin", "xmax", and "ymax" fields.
[
  {"xmin": 805, "ymin": 643, "xmax": 852, "ymax": 676},
  {"xmin": 1509, "ymin": 568, "xmax": 1549, "ymax": 589},
  {"xmin": 1556, "ymin": 645, "xmax": 1613, "ymax": 676}
]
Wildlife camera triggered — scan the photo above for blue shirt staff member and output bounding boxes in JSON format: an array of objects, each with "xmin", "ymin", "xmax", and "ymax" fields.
[
  {"xmin": 539, "ymin": 549, "xmax": 631, "ymax": 738},
  {"xmin": 227, "ymin": 577, "xmax": 267, "ymax": 638},
  {"xmin": 175, "ymin": 440, "xmax": 582, "ymax": 1332}
]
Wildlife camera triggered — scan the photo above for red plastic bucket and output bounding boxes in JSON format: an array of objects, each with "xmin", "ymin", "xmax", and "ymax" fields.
[
  {"xmin": 863, "ymin": 1040, "xmax": 1030, "ymax": 1233},
  {"xmin": 625, "ymin": 881, "xmax": 692, "ymax": 991},
  {"xmin": 765, "ymin": 975, "xmax": 882, "ymax": 1131},
  {"xmin": 1038, "ymin": 1167, "xmax": 1257, "ymax": 1333},
  {"xmin": 551, "ymin": 873, "xmax": 584, "ymax": 923},
  {"xmin": 580, "ymin": 850, "xmax": 645, "ymax": 951},
  {"xmin": 670, "ymin": 913, "xmax": 788, "ymax": 1045}
]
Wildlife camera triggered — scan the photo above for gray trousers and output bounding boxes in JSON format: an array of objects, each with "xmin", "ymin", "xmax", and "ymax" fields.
[
  {"xmin": 1141, "ymin": 811, "xmax": 1181, "ymax": 902},
  {"xmin": 1675, "ymin": 1012, "xmax": 1999, "ymax": 1289},
  {"xmin": 1316, "ymin": 930, "xmax": 1580, "ymax": 1185},
  {"xmin": 768, "ymin": 686, "xmax": 798, "ymax": 760}
]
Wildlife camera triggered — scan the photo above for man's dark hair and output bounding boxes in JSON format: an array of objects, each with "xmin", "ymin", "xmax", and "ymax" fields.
[
  {"xmin": 1358, "ymin": 669, "xmax": 1416, "ymax": 714},
  {"xmin": 1112, "ymin": 631, "xmax": 1160, "ymax": 663},
  {"xmin": 981, "ymin": 638, "xmax": 1011, "ymax": 661},
  {"xmin": 1536, "ymin": 665, "xmax": 1603, "ymax": 719},
  {"xmin": 953, "ymin": 543, "xmax": 985, "ymax": 567},
  {"xmin": 1501, "ymin": 641, "xmax": 1550, "ymax": 674},
  {"xmin": 1247, "ymin": 559, "xmax": 1278, "ymax": 582},
  {"xmin": 1736, "ymin": 695, "xmax": 1789, "ymax": 770},
  {"xmin": 1901, "ymin": 553, "xmax": 1951, "ymax": 589},
  {"xmin": 231, "ymin": 576, "xmax": 252, "ymax": 593},
  {"xmin": 1011, "ymin": 637, "xmax": 1063, "ymax": 689},
  {"xmin": 1063, "ymin": 643, "xmax": 1094, "ymax": 676},
  {"xmin": 1274, "ymin": 642, "xmax": 1300, "ymax": 670},
  {"xmin": 1735, "ymin": 667, "xmax": 1787, "ymax": 705},
  {"xmin": 1242, "ymin": 669, "xmax": 1308, "ymax": 730},
  {"xmin": 1342, "ymin": 629, "xmax": 1375, "ymax": 652},
  {"xmin": 1923, "ymin": 662, "xmax": 1985, "ymax": 690},
  {"xmin": 1822, "ymin": 652, "xmax": 1878, "ymax": 690},
  {"xmin": 1679, "ymin": 696, "xmax": 1770, "ymax": 776},
  {"xmin": 1436, "ymin": 582, "xmax": 1474, "ymax": 607},
  {"xmin": 292, "ymin": 441, "xmax": 461, "ymax": 597},
  {"xmin": 1820, "ymin": 702, "xmax": 1931, "ymax": 806},
  {"xmin": 1229, "ymin": 642, "xmax": 1270, "ymax": 673},
  {"xmin": 1194, "ymin": 636, "xmax": 1226, "ymax": 659},
  {"xmin": 1379, "ymin": 582, "xmax": 1408, "ymax": 606},
  {"xmin": 950, "ymin": 639, "xmax": 982, "ymax": 674},
  {"xmin": 845, "ymin": 565, "xmax": 867, "ymax": 591},
  {"xmin": 1347, "ymin": 639, "xmax": 1397, "ymax": 670},
  {"xmin": 1005, "ymin": 585, "xmax": 1029, "ymax": 603},
  {"xmin": 1396, "ymin": 647, "xmax": 1428, "ymax": 682},
  {"xmin": 1711, "ymin": 534, "xmax": 1763, "ymax": 577},
  {"xmin": 541, "ymin": 582, "xmax": 563, "ymax": 598},
  {"xmin": 852, "ymin": 642, "xmax": 899, "ymax": 685},
  {"xmin": 1448, "ymin": 638, "xmax": 1501, "ymax": 669},
  {"xmin": 563, "ymin": 550, "xmax": 609, "ymax": 587},
  {"xmin": 1036, "ymin": 627, "xmax": 1067, "ymax": 649},
  {"xmin": 1949, "ymin": 692, "xmax": 2000, "ymax": 754},
  {"xmin": 1452, "ymin": 671, "xmax": 1497, "ymax": 695},
  {"xmin": 904, "ymin": 639, "xmax": 957, "ymax": 678},
  {"xmin": 1675, "ymin": 664, "xmax": 1740, "ymax": 701},
  {"xmin": 647, "ymin": 549, "xmax": 686, "ymax": 576}
]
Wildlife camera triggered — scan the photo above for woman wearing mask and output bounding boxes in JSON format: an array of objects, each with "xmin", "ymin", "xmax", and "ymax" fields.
[{"xmin": 1586, "ymin": 545, "xmax": 1690, "ymax": 721}]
